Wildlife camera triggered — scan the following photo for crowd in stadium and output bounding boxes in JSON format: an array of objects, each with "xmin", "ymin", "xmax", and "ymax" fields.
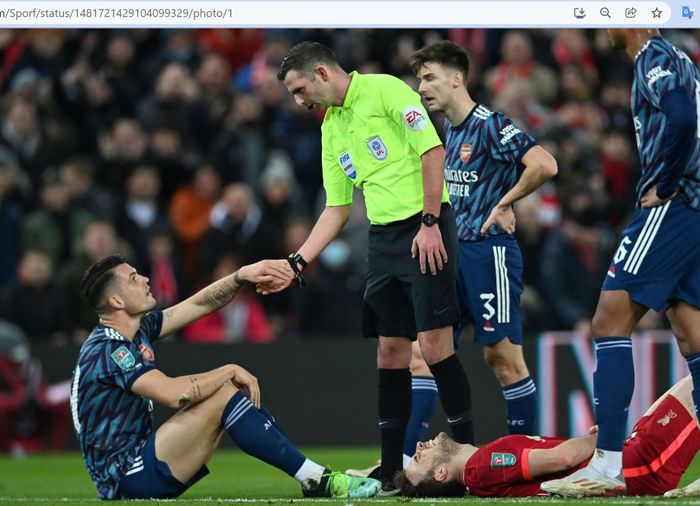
[{"xmin": 1, "ymin": 28, "xmax": 697, "ymax": 345}]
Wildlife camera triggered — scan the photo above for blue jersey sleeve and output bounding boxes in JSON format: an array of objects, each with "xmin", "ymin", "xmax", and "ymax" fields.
[
  {"xmin": 140, "ymin": 311, "xmax": 163, "ymax": 343},
  {"xmin": 638, "ymin": 41, "xmax": 695, "ymax": 109},
  {"xmin": 487, "ymin": 112, "xmax": 536, "ymax": 167},
  {"xmin": 97, "ymin": 340, "xmax": 155, "ymax": 391}
]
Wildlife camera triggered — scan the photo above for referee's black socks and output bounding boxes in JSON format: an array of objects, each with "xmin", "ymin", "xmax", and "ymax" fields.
[
  {"xmin": 377, "ymin": 368, "xmax": 411, "ymax": 482},
  {"xmin": 428, "ymin": 354, "xmax": 475, "ymax": 444}
]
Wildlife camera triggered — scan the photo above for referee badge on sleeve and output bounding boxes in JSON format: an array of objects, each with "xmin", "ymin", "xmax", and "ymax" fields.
[
  {"xmin": 339, "ymin": 151, "xmax": 357, "ymax": 180},
  {"xmin": 367, "ymin": 136, "xmax": 388, "ymax": 160},
  {"xmin": 402, "ymin": 106, "xmax": 427, "ymax": 131}
]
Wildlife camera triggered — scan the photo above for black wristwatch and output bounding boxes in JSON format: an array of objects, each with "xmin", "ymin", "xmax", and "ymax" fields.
[
  {"xmin": 287, "ymin": 253, "xmax": 308, "ymax": 288},
  {"xmin": 421, "ymin": 213, "xmax": 439, "ymax": 227}
]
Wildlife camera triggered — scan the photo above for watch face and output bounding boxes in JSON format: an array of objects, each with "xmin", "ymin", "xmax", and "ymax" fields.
[{"xmin": 422, "ymin": 214, "xmax": 437, "ymax": 226}]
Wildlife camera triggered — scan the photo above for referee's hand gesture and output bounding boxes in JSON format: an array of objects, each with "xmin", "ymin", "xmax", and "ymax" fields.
[{"xmin": 411, "ymin": 225, "xmax": 448, "ymax": 275}]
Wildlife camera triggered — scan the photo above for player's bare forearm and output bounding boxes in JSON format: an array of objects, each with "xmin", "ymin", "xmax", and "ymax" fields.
[
  {"xmin": 421, "ymin": 146, "xmax": 446, "ymax": 216},
  {"xmin": 160, "ymin": 261, "xmax": 292, "ymax": 335},
  {"xmin": 499, "ymin": 145, "xmax": 557, "ymax": 208},
  {"xmin": 297, "ymin": 205, "xmax": 351, "ymax": 262},
  {"xmin": 132, "ymin": 366, "xmax": 238, "ymax": 409},
  {"xmin": 176, "ymin": 365, "xmax": 238, "ymax": 408},
  {"xmin": 528, "ymin": 433, "xmax": 597, "ymax": 477}
]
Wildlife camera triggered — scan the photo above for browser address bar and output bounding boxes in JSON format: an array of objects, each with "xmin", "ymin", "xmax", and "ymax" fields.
[{"xmin": 0, "ymin": 1, "xmax": 672, "ymax": 27}]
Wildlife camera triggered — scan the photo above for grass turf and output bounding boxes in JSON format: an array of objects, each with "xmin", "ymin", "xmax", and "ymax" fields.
[{"xmin": 0, "ymin": 447, "xmax": 699, "ymax": 505}]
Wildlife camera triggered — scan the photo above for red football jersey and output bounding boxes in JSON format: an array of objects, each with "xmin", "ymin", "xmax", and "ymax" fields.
[
  {"xmin": 462, "ymin": 396, "xmax": 700, "ymax": 497},
  {"xmin": 462, "ymin": 435, "xmax": 586, "ymax": 497}
]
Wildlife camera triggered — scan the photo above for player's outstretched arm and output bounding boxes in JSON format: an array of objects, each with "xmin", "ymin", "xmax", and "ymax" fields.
[
  {"xmin": 527, "ymin": 432, "xmax": 597, "ymax": 478},
  {"xmin": 132, "ymin": 364, "xmax": 261, "ymax": 409},
  {"xmin": 159, "ymin": 260, "xmax": 293, "ymax": 337},
  {"xmin": 480, "ymin": 145, "xmax": 557, "ymax": 234}
]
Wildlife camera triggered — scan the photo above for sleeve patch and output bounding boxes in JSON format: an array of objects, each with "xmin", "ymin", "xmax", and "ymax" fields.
[
  {"xmin": 491, "ymin": 452, "xmax": 517, "ymax": 467},
  {"xmin": 111, "ymin": 345, "xmax": 136, "ymax": 371},
  {"xmin": 646, "ymin": 66, "xmax": 673, "ymax": 86},
  {"xmin": 402, "ymin": 106, "xmax": 428, "ymax": 131}
]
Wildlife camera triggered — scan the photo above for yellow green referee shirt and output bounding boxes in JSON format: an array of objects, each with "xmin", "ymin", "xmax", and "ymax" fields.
[{"xmin": 321, "ymin": 71, "xmax": 449, "ymax": 225}]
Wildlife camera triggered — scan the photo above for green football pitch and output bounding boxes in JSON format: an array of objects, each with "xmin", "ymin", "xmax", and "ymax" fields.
[{"xmin": 1, "ymin": 447, "xmax": 699, "ymax": 505}]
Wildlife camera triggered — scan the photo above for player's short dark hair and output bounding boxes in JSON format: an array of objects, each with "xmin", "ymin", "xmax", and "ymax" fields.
[
  {"xmin": 277, "ymin": 41, "xmax": 338, "ymax": 81},
  {"xmin": 410, "ymin": 40, "xmax": 470, "ymax": 83},
  {"xmin": 394, "ymin": 469, "xmax": 467, "ymax": 498},
  {"xmin": 80, "ymin": 253, "xmax": 127, "ymax": 312}
]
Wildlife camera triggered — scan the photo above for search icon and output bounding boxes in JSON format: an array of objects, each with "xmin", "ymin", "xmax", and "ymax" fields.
[{"xmin": 600, "ymin": 6, "xmax": 611, "ymax": 17}]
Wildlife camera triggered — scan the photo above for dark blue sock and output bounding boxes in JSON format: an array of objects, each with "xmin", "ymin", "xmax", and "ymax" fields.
[
  {"xmin": 685, "ymin": 352, "xmax": 700, "ymax": 417},
  {"xmin": 222, "ymin": 391, "xmax": 305, "ymax": 477},
  {"xmin": 503, "ymin": 376, "xmax": 537, "ymax": 435},
  {"xmin": 593, "ymin": 337, "xmax": 634, "ymax": 451},
  {"xmin": 403, "ymin": 376, "xmax": 438, "ymax": 456}
]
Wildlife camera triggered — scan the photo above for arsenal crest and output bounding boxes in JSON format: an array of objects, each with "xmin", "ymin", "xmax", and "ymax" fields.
[
  {"xmin": 367, "ymin": 136, "xmax": 388, "ymax": 160},
  {"xmin": 460, "ymin": 143, "xmax": 472, "ymax": 163},
  {"xmin": 139, "ymin": 343, "xmax": 155, "ymax": 361}
]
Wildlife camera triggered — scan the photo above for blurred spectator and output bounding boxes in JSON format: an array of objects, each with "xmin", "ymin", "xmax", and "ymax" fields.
[
  {"xmin": 196, "ymin": 52, "xmax": 233, "ymax": 130},
  {"xmin": 297, "ymin": 238, "xmax": 364, "ymax": 338},
  {"xmin": 514, "ymin": 194, "xmax": 549, "ymax": 333},
  {"xmin": 0, "ymin": 164, "xmax": 23, "ymax": 287},
  {"xmin": 484, "ymin": 31, "xmax": 558, "ymax": 106},
  {"xmin": 212, "ymin": 91, "xmax": 266, "ymax": 185},
  {"xmin": 0, "ymin": 249, "xmax": 72, "ymax": 344},
  {"xmin": 0, "ymin": 99, "xmax": 67, "ymax": 190},
  {"xmin": 182, "ymin": 254, "xmax": 273, "ymax": 343},
  {"xmin": 599, "ymin": 129, "xmax": 636, "ymax": 224},
  {"xmin": 0, "ymin": 321, "xmax": 71, "ymax": 454},
  {"xmin": 168, "ymin": 163, "xmax": 222, "ymax": 286},
  {"xmin": 200, "ymin": 182, "xmax": 279, "ymax": 276},
  {"xmin": 96, "ymin": 117, "xmax": 148, "ymax": 188},
  {"xmin": 57, "ymin": 219, "xmax": 122, "ymax": 342},
  {"xmin": 20, "ymin": 168, "xmax": 91, "ymax": 267},
  {"xmin": 146, "ymin": 122, "xmax": 196, "ymax": 200},
  {"xmin": 551, "ymin": 30, "xmax": 598, "ymax": 89},
  {"xmin": 59, "ymin": 157, "xmax": 117, "ymax": 219},
  {"xmin": 114, "ymin": 165, "xmax": 168, "ymax": 271},
  {"xmin": 136, "ymin": 62, "xmax": 213, "ymax": 149},
  {"xmin": 539, "ymin": 186, "xmax": 614, "ymax": 333},
  {"xmin": 258, "ymin": 150, "xmax": 307, "ymax": 239},
  {"xmin": 145, "ymin": 226, "xmax": 187, "ymax": 311},
  {"xmin": 196, "ymin": 29, "xmax": 264, "ymax": 75}
]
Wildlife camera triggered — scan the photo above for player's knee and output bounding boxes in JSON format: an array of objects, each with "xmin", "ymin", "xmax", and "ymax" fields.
[
  {"xmin": 591, "ymin": 310, "xmax": 615, "ymax": 338},
  {"xmin": 204, "ymin": 381, "xmax": 238, "ymax": 415},
  {"xmin": 377, "ymin": 339, "xmax": 411, "ymax": 368},
  {"xmin": 491, "ymin": 363, "xmax": 526, "ymax": 386}
]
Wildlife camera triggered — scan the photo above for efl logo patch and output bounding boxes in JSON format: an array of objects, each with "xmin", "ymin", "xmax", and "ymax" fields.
[
  {"xmin": 111, "ymin": 346, "xmax": 135, "ymax": 371},
  {"xmin": 491, "ymin": 452, "xmax": 516, "ymax": 468},
  {"xmin": 402, "ymin": 106, "xmax": 427, "ymax": 131},
  {"xmin": 367, "ymin": 136, "xmax": 388, "ymax": 160},
  {"xmin": 339, "ymin": 151, "xmax": 357, "ymax": 180},
  {"xmin": 460, "ymin": 143, "xmax": 472, "ymax": 162},
  {"xmin": 139, "ymin": 343, "xmax": 154, "ymax": 361}
]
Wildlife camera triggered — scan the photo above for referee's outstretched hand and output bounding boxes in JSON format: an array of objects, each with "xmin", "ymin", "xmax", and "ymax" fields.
[{"xmin": 411, "ymin": 225, "xmax": 448, "ymax": 275}]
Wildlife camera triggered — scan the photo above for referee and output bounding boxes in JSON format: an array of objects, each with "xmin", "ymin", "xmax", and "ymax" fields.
[{"xmin": 277, "ymin": 42, "xmax": 474, "ymax": 495}]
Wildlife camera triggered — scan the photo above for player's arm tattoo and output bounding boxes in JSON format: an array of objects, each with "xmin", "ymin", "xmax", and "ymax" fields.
[
  {"xmin": 178, "ymin": 376, "xmax": 203, "ymax": 407},
  {"xmin": 202, "ymin": 281, "xmax": 240, "ymax": 310},
  {"xmin": 163, "ymin": 308, "xmax": 174, "ymax": 320},
  {"xmin": 178, "ymin": 391, "xmax": 191, "ymax": 407}
]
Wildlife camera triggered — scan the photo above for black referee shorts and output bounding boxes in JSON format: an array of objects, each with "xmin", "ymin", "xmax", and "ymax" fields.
[{"xmin": 363, "ymin": 203, "xmax": 459, "ymax": 340}]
